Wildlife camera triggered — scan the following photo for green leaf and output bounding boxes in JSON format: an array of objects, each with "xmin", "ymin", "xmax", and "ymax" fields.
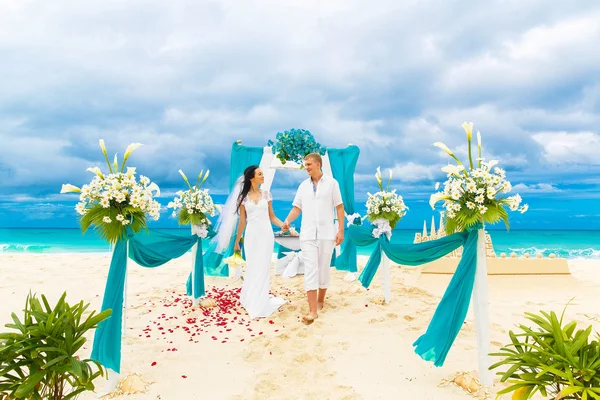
[{"xmin": 14, "ymin": 370, "xmax": 45, "ymax": 398}]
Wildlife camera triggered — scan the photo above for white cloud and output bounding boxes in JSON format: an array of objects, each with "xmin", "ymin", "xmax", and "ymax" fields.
[
  {"xmin": 532, "ymin": 131, "xmax": 600, "ymax": 164},
  {"xmin": 390, "ymin": 162, "xmax": 440, "ymax": 183},
  {"xmin": 512, "ymin": 183, "xmax": 562, "ymax": 193},
  {"xmin": 0, "ymin": 0, "xmax": 599, "ymax": 201}
]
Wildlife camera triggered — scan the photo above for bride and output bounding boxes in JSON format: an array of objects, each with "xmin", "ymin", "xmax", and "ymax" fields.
[{"xmin": 213, "ymin": 165, "xmax": 287, "ymax": 319}]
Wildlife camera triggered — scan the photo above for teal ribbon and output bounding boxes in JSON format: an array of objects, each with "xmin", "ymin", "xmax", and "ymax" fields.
[
  {"xmin": 90, "ymin": 238, "xmax": 128, "ymax": 373},
  {"xmin": 339, "ymin": 223, "xmax": 482, "ymax": 367},
  {"xmin": 91, "ymin": 228, "xmax": 212, "ymax": 373}
]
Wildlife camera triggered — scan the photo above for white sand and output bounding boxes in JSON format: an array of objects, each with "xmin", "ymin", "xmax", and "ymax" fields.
[{"xmin": 1, "ymin": 253, "xmax": 599, "ymax": 400}]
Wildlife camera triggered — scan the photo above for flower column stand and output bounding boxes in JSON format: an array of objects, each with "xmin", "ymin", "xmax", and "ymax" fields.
[{"xmin": 473, "ymin": 227, "xmax": 492, "ymax": 386}]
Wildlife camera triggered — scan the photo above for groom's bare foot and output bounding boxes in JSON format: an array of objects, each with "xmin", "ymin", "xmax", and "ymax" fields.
[
  {"xmin": 302, "ymin": 313, "xmax": 318, "ymax": 325},
  {"xmin": 317, "ymin": 302, "xmax": 324, "ymax": 311}
]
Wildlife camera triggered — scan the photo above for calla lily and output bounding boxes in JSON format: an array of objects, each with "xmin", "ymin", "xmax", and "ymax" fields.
[
  {"xmin": 99, "ymin": 139, "xmax": 107, "ymax": 155},
  {"xmin": 147, "ymin": 182, "xmax": 160, "ymax": 197},
  {"xmin": 124, "ymin": 143, "xmax": 143, "ymax": 160},
  {"xmin": 488, "ymin": 160, "xmax": 499, "ymax": 168},
  {"xmin": 179, "ymin": 169, "xmax": 189, "ymax": 182},
  {"xmin": 86, "ymin": 167, "xmax": 104, "ymax": 178},
  {"xmin": 98, "ymin": 139, "xmax": 113, "ymax": 172},
  {"xmin": 441, "ymin": 164, "xmax": 463, "ymax": 176},
  {"xmin": 179, "ymin": 169, "xmax": 192, "ymax": 189},
  {"xmin": 60, "ymin": 184, "xmax": 81, "ymax": 194},
  {"xmin": 113, "ymin": 154, "xmax": 118, "ymax": 171},
  {"xmin": 461, "ymin": 121, "xmax": 474, "ymax": 141},
  {"xmin": 121, "ymin": 143, "xmax": 143, "ymax": 171},
  {"xmin": 429, "ymin": 192, "xmax": 446, "ymax": 209},
  {"xmin": 201, "ymin": 169, "xmax": 210, "ymax": 185},
  {"xmin": 477, "ymin": 131, "xmax": 482, "ymax": 147},
  {"xmin": 433, "ymin": 142, "xmax": 454, "ymax": 156},
  {"xmin": 126, "ymin": 167, "xmax": 136, "ymax": 177}
]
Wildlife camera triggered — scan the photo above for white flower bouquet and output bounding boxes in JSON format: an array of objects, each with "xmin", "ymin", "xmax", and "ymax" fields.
[
  {"xmin": 430, "ymin": 122, "xmax": 528, "ymax": 234},
  {"xmin": 366, "ymin": 168, "xmax": 408, "ymax": 229},
  {"xmin": 167, "ymin": 170, "xmax": 218, "ymax": 228},
  {"xmin": 60, "ymin": 140, "xmax": 161, "ymax": 243}
]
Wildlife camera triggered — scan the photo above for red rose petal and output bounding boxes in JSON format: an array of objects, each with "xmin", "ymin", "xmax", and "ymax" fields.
[{"xmin": 151, "ymin": 362, "xmax": 157, "ymax": 366}]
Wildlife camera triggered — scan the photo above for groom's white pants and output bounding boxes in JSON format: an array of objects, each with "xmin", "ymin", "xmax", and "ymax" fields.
[{"xmin": 300, "ymin": 239, "xmax": 336, "ymax": 292}]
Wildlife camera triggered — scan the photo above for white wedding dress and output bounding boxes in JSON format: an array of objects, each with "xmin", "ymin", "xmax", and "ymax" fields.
[{"xmin": 240, "ymin": 190, "xmax": 286, "ymax": 319}]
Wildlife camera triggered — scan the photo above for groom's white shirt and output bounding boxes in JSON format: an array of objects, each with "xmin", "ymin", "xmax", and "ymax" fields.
[{"xmin": 292, "ymin": 175, "xmax": 343, "ymax": 241}]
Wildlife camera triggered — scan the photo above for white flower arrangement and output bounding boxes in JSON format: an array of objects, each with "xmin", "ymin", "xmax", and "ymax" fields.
[
  {"xmin": 366, "ymin": 167, "xmax": 408, "ymax": 229},
  {"xmin": 167, "ymin": 170, "xmax": 218, "ymax": 229},
  {"xmin": 60, "ymin": 140, "xmax": 161, "ymax": 243},
  {"xmin": 430, "ymin": 122, "xmax": 528, "ymax": 234}
]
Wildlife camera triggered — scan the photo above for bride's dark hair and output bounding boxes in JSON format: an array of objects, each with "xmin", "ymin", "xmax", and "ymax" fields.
[{"xmin": 236, "ymin": 165, "xmax": 259, "ymax": 214}]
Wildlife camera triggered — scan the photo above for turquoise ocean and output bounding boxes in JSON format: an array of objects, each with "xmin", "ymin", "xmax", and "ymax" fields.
[
  {"xmin": 2, "ymin": 200, "xmax": 600, "ymax": 260},
  {"xmin": 2, "ymin": 228, "xmax": 600, "ymax": 260}
]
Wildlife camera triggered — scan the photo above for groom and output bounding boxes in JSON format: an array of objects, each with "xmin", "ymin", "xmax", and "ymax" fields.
[{"xmin": 283, "ymin": 153, "xmax": 345, "ymax": 324}]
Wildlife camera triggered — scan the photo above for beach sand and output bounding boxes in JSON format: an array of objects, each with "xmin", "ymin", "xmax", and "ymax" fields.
[{"xmin": 1, "ymin": 253, "xmax": 599, "ymax": 399}]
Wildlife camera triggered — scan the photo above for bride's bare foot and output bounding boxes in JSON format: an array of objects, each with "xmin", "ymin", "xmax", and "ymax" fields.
[
  {"xmin": 317, "ymin": 302, "xmax": 324, "ymax": 311},
  {"xmin": 302, "ymin": 313, "xmax": 318, "ymax": 325}
]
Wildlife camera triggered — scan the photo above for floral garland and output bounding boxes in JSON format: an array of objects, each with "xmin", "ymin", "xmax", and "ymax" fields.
[
  {"xmin": 366, "ymin": 167, "xmax": 408, "ymax": 229},
  {"xmin": 60, "ymin": 140, "xmax": 161, "ymax": 243},
  {"xmin": 167, "ymin": 170, "xmax": 218, "ymax": 236},
  {"xmin": 267, "ymin": 128, "xmax": 326, "ymax": 165},
  {"xmin": 430, "ymin": 122, "xmax": 528, "ymax": 234}
]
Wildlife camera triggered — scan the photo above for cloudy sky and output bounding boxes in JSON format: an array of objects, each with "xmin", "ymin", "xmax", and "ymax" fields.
[{"xmin": 1, "ymin": 0, "xmax": 599, "ymax": 229}]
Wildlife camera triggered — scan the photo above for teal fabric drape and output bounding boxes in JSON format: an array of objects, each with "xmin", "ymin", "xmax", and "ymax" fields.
[
  {"xmin": 90, "ymin": 239, "xmax": 128, "ymax": 373},
  {"xmin": 91, "ymin": 229, "xmax": 211, "ymax": 373},
  {"xmin": 327, "ymin": 146, "xmax": 359, "ymax": 215},
  {"xmin": 328, "ymin": 145, "xmax": 360, "ymax": 272},
  {"xmin": 185, "ymin": 243, "xmax": 206, "ymax": 298},
  {"xmin": 229, "ymin": 141, "xmax": 265, "ymax": 190},
  {"xmin": 129, "ymin": 230, "xmax": 198, "ymax": 268},
  {"xmin": 412, "ymin": 230, "xmax": 478, "ymax": 366},
  {"xmin": 339, "ymin": 223, "xmax": 481, "ymax": 367},
  {"xmin": 204, "ymin": 142, "xmax": 264, "ymax": 277}
]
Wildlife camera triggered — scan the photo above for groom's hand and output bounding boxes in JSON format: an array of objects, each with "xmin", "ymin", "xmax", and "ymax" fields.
[
  {"xmin": 282, "ymin": 221, "xmax": 290, "ymax": 231},
  {"xmin": 335, "ymin": 230, "xmax": 344, "ymax": 246}
]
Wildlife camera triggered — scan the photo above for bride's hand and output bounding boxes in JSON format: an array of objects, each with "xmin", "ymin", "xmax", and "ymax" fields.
[{"xmin": 234, "ymin": 242, "xmax": 241, "ymax": 253}]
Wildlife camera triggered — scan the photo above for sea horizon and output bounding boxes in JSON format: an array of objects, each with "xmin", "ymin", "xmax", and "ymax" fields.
[{"xmin": 2, "ymin": 227, "xmax": 600, "ymax": 260}]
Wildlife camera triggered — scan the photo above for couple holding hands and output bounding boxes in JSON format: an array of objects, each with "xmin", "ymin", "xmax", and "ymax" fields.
[{"xmin": 214, "ymin": 153, "xmax": 344, "ymax": 324}]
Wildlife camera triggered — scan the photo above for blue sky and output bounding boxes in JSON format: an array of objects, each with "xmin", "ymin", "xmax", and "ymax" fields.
[{"xmin": 1, "ymin": 0, "xmax": 600, "ymax": 229}]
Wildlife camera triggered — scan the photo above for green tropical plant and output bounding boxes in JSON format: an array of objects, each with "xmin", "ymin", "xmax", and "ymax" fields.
[
  {"xmin": 0, "ymin": 292, "xmax": 111, "ymax": 399},
  {"xmin": 489, "ymin": 305, "xmax": 600, "ymax": 399}
]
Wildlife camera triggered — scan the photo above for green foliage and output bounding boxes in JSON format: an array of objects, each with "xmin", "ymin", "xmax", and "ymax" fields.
[
  {"xmin": 80, "ymin": 204, "xmax": 147, "ymax": 243},
  {"xmin": 444, "ymin": 201, "xmax": 509, "ymax": 234},
  {"xmin": 0, "ymin": 292, "xmax": 111, "ymax": 399},
  {"xmin": 177, "ymin": 208, "xmax": 209, "ymax": 226},
  {"xmin": 490, "ymin": 305, "xmax": 600, "ymax": 400}
]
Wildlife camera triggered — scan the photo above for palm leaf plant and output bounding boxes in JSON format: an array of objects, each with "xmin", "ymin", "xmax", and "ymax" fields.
[
  {"xmin": 490, "ymin": 304, "xmax": 600, "ymax": 400},
  {"xmin": 0, "ymin": 292, "xmax": 111, "ymax": 399}
]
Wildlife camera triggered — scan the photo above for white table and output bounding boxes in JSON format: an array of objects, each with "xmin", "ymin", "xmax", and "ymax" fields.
[{"xmin": 274, "ymin": 235, "xmax": 301, "ymax": 251}]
